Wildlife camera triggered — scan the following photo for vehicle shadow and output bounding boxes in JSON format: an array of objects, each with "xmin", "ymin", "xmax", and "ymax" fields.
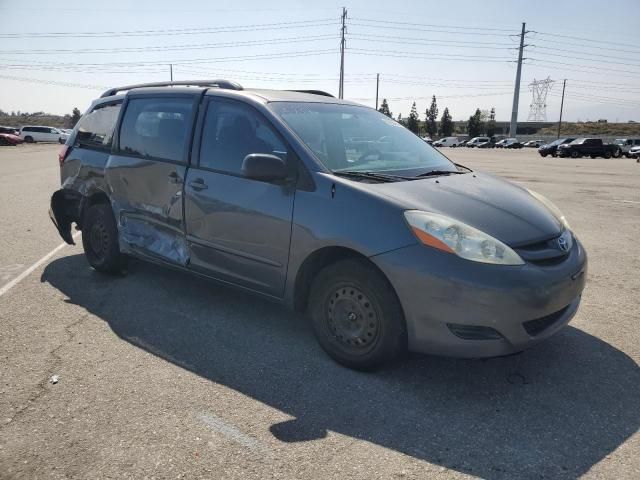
[{"xmin": 42, "ymin": 255, "xmax": 639, "ymax": 479}]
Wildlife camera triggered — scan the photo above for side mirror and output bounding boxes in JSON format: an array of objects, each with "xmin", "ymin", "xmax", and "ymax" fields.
[{"xmin": 242, "ymin": 153, "xmax": 288, "ymax": 182}]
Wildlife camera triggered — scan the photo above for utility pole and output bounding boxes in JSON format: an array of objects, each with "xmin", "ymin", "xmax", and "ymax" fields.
[
  {"xmin": 338, "ymin": 7, "xmax": 347, "ymax": 99},
  {"xmin": 375, "ymin": 73, "xmax": 380, "ymax": 110},
  {"xmin": 557, "ymin": 79, "xmax": 566, "ymax": 138},
  {"xmin": 509, "ymin": 22, "xmax": 527, "ymax": 138},
  {"xmin": 170, "ymin": 64, "xmax": 173, "ymax": 81}
]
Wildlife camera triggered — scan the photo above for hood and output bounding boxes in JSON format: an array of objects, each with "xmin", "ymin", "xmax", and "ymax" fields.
[{"xmin": 367, "ymin": 172, "xmax": 562, "ymax": 246}]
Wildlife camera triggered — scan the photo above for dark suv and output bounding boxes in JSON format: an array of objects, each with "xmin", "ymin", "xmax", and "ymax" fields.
[{"xmin": 50, "ymin": 80, "xmax": 586, "ymax": 369}]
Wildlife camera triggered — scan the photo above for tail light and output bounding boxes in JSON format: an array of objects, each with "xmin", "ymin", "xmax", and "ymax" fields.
[{"xmin": 58, "ymin": 145, "xmax": 70, "ymax": 166}]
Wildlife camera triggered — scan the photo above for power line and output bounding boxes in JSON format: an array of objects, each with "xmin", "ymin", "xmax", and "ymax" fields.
[
  {"xmin": 0, "ymin": 19, "xmax": 337, "ymax": 39},
  {"xmin": 2, "ymin": 35, "xmax": 338, "ymax": 55},
  {"xmin": 349, "ymin": 22, "xmax": 512, "ymax": 36},
  {"xmin": 533, "ymin": 31, "xmax": 640, "ymax": 49},
  {"xmin": 348, "ymin": 33, "xmax": 515, "ymax": 47},
  {"xmin": 349, "ymin": 17, "xmax": 519, "ymax": 32}
]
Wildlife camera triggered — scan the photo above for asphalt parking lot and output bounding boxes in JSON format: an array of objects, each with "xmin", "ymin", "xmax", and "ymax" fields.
[{"xmin": 0, "ymin": 144, "xmax": 638, "ymax": 479}]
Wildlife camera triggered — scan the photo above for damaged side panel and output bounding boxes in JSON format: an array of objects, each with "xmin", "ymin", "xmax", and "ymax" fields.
[{"xmin": 105, "ymin": 154, "xmax": 189, "ymax": 266}]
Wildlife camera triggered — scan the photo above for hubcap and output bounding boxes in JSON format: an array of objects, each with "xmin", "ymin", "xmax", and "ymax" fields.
[{"xmin": 326, "ymin": 286, "xmax": 379, "ymax": 350}]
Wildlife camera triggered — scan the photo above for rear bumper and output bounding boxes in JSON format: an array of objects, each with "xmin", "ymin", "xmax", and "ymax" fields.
[
  {"xmin": 371, "ymin": 239, "xmax": 587, "ymax": 358},
  {"xmin": 50, "ymin": 189, "xmax": 81, "ymax": 245}
]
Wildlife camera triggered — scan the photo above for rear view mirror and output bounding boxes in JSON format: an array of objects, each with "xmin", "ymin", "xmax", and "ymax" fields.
[{"xmin": 242, "ymin": 154, "xmax": 287, "ymax": 182}]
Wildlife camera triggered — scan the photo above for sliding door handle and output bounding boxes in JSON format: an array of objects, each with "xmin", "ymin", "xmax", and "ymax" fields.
[{"xmin": 188, "ymin": 178, "xmax": 208, "ymax": 191}]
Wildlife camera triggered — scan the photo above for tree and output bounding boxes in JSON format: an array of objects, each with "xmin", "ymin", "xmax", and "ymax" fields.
[
  {"xmin": 425, "ymin": 95, "xmax": 438, "ymax": 138},
  {"xmin": 486, "ymin": 107, "xmax": 497, "ymax": 137},
  {"xmin": 439, "ymin": 107, "xmax": 453, "ymax": 137},
  {"xmin": 70, "ymin": 108, "xmax": 82, "ymax": 128},
  {"xmin": 378, "ymin": 98, "xmax": 392, "ymax": 118},
  {"xmin": 467, "ymin": 108, "xmax": 483, "ymax": 138},
  {"xmin": 407, "ymin": 102, "xmax": 420, "ymax": 134}
]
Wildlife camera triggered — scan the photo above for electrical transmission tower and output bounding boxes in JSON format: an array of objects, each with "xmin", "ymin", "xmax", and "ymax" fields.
[{"xmin": 527, "ymin": 77, "xmax": 554, "ymax": 121}]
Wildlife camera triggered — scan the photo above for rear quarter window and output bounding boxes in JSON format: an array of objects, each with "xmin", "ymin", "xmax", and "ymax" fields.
[
  {"xmin": 76, "ymin": 103, "xmax": 121, "ymax": 150},
  {"xmin": 118, "ymin": 97, "xmax": 195, "ymax": 163}
]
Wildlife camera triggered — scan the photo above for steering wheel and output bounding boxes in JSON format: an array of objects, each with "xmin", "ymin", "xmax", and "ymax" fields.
[{"xmin": 356, "ymin": 148, "xmax": 382, "ymax": 163}]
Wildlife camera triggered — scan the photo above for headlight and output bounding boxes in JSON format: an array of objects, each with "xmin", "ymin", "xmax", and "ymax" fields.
[
  {"xmin": 526, "ymin": 189, "xmax": 570, "ymax": 230},
  {"xmin": 404, "ymin": 211, "xmax": 524, "ymax": 265}
]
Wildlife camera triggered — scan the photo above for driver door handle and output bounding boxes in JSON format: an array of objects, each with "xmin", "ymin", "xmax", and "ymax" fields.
[{"xmin": 188, "ymin": 178, "xmax": 208, "ymax": 191}]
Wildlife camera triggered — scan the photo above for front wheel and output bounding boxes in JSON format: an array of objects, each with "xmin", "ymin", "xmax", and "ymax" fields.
[
  {"xmin": 604, "ymin": 151, "xmax": 612, "ymax": 159},
  {"xmin": 308, "ymin": 259, "xmax": 406, "ymax": 370},
  {"xmin": 540, "ymin": 153, "xmax": 547, "ymax": 157},
  {"xmin": 612, "ymin": 149, "xmax": 622, "ymax": 158},
  {"xmin": 81, "ymin": 203, "xmax": 125, "ymax": 274},
  {"xmin": 571, "ymin": 151, "xmax": 580, "ymax": 158},
  {"xmin": 24, "ymin": 136, "xmax": 34, "ymax": 143}
]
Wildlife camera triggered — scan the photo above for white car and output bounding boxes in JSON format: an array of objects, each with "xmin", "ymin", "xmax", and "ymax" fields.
[
  {"xmin": 19, "ymin": 126, "xmax": 66, "ymax": 144},
  {"xmin": 629, "ymin": 145, "xmax": 640, "ymax": 160},
  {"xmin": 466, "ymin": 136, "xmax": 490, "ymax": 148},
  {"xmin": 523, "ymin": 140, "xmax": 544, "ymax": 148},
  {"xmin": 433, "ymin": 136, "xmax": 460, "ymax": 147}
]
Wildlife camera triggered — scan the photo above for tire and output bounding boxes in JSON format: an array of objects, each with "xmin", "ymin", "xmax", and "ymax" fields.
[
  {"xmin": 24, "ymin": 136, "xmax": 34, "ymax": 143},
  {"xmin": 540, "ymin": 153, "xmax": 547, "ymax": 157},
  {"xmin": 570, "ymin": 151, "xmax": 579, "ymax": 158},
  {"xmin": 308, "ymin": 259, "xmax": 406, "ymax": 370},
  {"xmin": 612, "ymin": 149, "xmax": 622, "ymax": 158},
  {"xmin": 625, "ymin": 153, "xmax": 631, "ymax": 158},
  {"xmin": 590, "ymin": 155, "xmax": 596, "ymax": 159},
  {"xmin": 552, "ymin": 153, "xmax": 557, "ymax": 157},
  {"xmin": 0, "ymin": 137, "xmax": 8, "ymax": 146},
  {"xmin": 604, "ymin": 151, "xmax": 612, "ymax": 159},
  {"xmin": 81, "ymin": 203, "xmax": 124, "ymax": 274},
  {"xmin": 58, "ymin": 138, "xmax": 65, "ymax": 144}
]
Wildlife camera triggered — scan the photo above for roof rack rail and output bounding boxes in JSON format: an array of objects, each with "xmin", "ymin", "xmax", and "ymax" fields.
[
  {"xmin": 100, "ymin": 79, "xmax": 243, "ymax": 98},
  {"xmin": 287, "ymin": 89, "xmax": 335, "ymax": 98}
]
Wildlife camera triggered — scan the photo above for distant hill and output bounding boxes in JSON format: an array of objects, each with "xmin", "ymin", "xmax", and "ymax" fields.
[
  {"xmin": 0, "ymin": 111, "xmax": 70, "ymax": 129},
  {"xmin": 538, "ymin": 122, "xmax": 640, "ymax": 136}
]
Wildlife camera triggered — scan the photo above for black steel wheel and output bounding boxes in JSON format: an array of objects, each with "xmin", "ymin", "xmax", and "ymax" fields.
[
  {"xmin": 82, "ymin": 203, "xmax": 125, "ymax": 274},
  {"xmin": 308, "ymin": 259, "xmax": 406, "ymax": 370}
]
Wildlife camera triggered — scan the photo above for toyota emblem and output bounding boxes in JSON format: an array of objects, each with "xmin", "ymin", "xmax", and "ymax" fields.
[{"xmin": 557, "ymin": 234, "xmax": 569, "ymax": 252}]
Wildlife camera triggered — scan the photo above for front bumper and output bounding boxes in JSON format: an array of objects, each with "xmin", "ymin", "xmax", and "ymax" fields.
[{"xmin": 371, "ymin": 238, "xmax": 587, "ymax": 358}]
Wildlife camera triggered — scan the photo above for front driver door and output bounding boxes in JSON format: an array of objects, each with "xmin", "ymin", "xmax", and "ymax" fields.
[{"xmin": 184, "ymin": 97, "xmax": 296, "ymax": 297}]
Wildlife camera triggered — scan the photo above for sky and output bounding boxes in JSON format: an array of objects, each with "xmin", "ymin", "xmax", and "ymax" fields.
[{"xmin": 1, "ymin": 0, "xmax": 639, "ymax": 122}]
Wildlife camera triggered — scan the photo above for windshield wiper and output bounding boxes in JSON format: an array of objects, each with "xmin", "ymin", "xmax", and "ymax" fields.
[
  {"xmin": 333, "ymin": 170, "xmax": 414, "ymax": 182},
  {"xmin": 415, "ymin": 169, "xmax": 465, "ymax": 178}
]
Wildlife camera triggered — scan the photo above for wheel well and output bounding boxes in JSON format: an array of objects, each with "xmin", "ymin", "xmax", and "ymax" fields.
[
  {"xmin": 80, "ymin": 191, "xmax": 110, "ymax": 227},
  {"xmin": 293, "ymin": 246, "xmax": 391, "ymax": 313}
]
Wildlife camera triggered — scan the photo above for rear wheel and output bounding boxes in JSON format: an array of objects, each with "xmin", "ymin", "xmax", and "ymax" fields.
[
  {"xmin": 308, "ymin": 259, "xmax": 406, "ymax": 370},
  {"xmin": 604, "ymin": 151, "xmax": 612, "ymax": 159},
  {"xmin": 612, "ymin": 148, "xmax": 622, "ymax": 158},
  {"xmin": 81, "ymin": 203, "xmax": 125, "ymax": 274},
  {"xmin": 24, "ymin": 136, "xmax": 34, "ymax": 143},
  {"xmin": 540, "ymin": 153, "xmax": 547, "ymax": 157},
  {"xmin": 570, "ymin": 151, "xmax": 579, "ymax": 158}
]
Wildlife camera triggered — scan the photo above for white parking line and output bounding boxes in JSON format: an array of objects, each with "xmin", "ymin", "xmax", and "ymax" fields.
[
  {"xmin": 0, "ymin": 232, "xmax": 80, "ymax": 298},
  {"xmin": 199, "ymin": 413, "xmax": 268, "ymax": 454}
]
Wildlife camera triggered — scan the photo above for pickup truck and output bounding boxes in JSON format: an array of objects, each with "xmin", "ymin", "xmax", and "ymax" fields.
[{"xmin": 556, "ymin": 138, "xmax": 620, "ymax": 159}]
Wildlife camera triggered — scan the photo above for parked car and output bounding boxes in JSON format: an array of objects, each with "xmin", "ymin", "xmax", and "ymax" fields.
[
  {"xmin": 524, "ymin": 140, "xmax": 544, "ymax": 148},
  {"xmin": 458, "ymin": 139, "xmax": 469, "ymax": 147},
  {"xmin": 538, "ymin": 138, "xmax": 576, "ymax": 157},
  {"xmin": 504, "ymin": 139, "xmax": 524, "ymax": 149},
  {"xmin": 50, "ymin": 80, "xmax": 587, "ymax": 370},
  {"xmin": 629, "ymin": 145, "xmax": 640, "ymax": 161},
  {"xmin": 0, "ymin": 126, "xmax": 20, "ymax": 136},
  {"xmin": 421, "ymin": 136, "xmax": 433, "ymax": 144},
  {"xmin": 557, "ymin": 138, "xmax": 619, "ymax": 159},
  {"xmin": 466, "ymin": 136, "xmax": 491, "ymax": 148},
  {"xmin": 477, "ymin": 139, "xmax": 495, "ymax": 148},
  {"xmin": 20, "ymin": 126, "xmax": 65, "ymax": 143},
  {"xmin": 0, "ymin": 129, "xmax": 23, "ymax": 146},
  {"xmin": 58, "ymin": 130, "xmax": 71, "ymax": 144},
  {"xmin": 495, "ymin": 139, "xmax": 509, "ymax": 148},
  {"xmin": 433, "ymin": 136, "xmax": 460, "ymax": 148},
  {"xmin": 613, "ymin": 138, "xmax": 640, "ymax": 158}
]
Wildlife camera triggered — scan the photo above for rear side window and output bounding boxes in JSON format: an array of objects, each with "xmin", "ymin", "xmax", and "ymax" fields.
[
  {"xmin": 76, "ymin": 103, "xmax": 121, "ymax": 149},
  {"xmin": 119, "ymin": 97, "xmax": 194, "ymax": 163},
  {"xmin": 199, "ymin": 100, "xmax": 288, "ymax": 174}
]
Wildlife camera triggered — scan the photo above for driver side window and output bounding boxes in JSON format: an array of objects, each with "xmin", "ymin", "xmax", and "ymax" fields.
[{"xmin": 199, "ymin": 100, "xmax": 288, "ymax": 175}]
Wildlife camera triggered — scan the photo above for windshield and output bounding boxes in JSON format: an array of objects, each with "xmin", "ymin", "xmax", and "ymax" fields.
[
  {"xmin": 548, "ymin": 139, "xmax": 564, "ymax": 146},
  {"xmin": 271, "ymin": 102, "xmax": 456, "ymax": 176},
  {"xmin": 614, "ymin": 139, "xmax": 625, "ymax": 145},
  {"xmin": 570, "ymin": 138, "xmax": 586, "ymax": 145}
]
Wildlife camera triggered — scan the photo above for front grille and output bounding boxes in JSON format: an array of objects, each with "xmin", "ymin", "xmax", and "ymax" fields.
[
  {"xmin": 513, "ymin": 232, "xmax": 572, "ymax": 266},
  {"xmin": 523, "ymin": 305, "xmax": 570, "ymax": 336}
]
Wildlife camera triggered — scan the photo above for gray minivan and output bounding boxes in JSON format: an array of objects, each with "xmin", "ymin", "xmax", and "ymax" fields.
[{"xmin": 50, "ymin": 80, "xmax": 587, "ymax": 370}]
